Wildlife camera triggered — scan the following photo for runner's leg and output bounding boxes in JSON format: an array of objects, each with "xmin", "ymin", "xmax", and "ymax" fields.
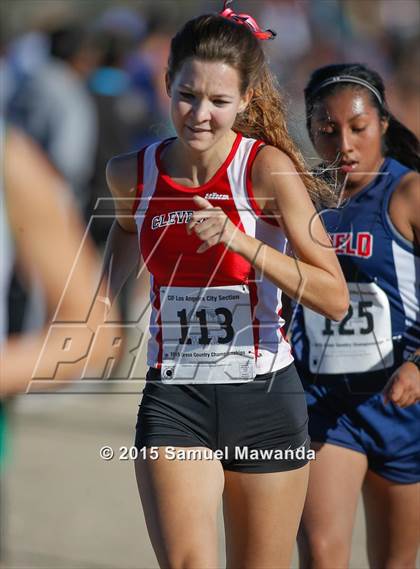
[
  {"xmin": 135, "ymin": 447, "xmax": 224, "ymax": 569},
  {"xmin": 363, "ymin": 470, "xmax": 420, "ymax": 568},
  {"xmin": 298, "ymin": 443, "xmax": 367, "ymax": 568},
  {"xmin": 223, "ymin": 464, "xmax": 309, "ymax": 568}
]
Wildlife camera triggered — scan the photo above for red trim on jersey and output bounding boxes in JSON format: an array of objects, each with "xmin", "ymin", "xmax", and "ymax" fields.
[
  {"xmin": 155, "ymin": 133, "xmax": 243, "ymax": 192},
  {"xmin": 131, "ymin": 147, "xmax": 146, "ymax": 216},
  {"xmin": 153, "ymin": 279, "xmax": 163, "ymax": 367},
  {"xmin": 278, "ymin": 307, "xmax": 292, "ymax": 356},
  {"xmin": 246, "ymin": 140, "xmax": 264, "ymax": 216},
  {"xmin": 279, "ymin": 309, "xmax": 287, "ymax": 340},
  {"xmin": 246, "ymin": 141, "xmax": 279, "ymax": 228},
  {"xmin": 248, "ymin": 268, "xmax": 260, "ymax": 359}
]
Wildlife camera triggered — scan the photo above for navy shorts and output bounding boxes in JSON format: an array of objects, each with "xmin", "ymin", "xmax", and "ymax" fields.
[
  {"xmin": 135, "ymin": 362, "xmax": 310, "ymax": 473},
  {"xmin": 296, "ymin": 364, "xmax": 420, "ymax": 484}
]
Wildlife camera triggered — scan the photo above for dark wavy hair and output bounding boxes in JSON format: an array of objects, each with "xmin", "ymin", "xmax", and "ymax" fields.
[{"xmin": 304, "ymin": 63, "xmax": 420, "ymax": 172}]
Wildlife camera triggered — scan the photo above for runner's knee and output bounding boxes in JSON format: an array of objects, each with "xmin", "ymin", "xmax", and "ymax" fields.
[
  {"xmin": 163, "ymin": 547, "xmax": 218, "ymax": 569},
  {"xmin": 303, "ymin": 531, "xmax": 351, "ymax": 567}
]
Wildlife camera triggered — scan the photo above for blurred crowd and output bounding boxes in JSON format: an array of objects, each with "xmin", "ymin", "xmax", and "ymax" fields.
[{"xmin": 1, "ymin": 0, "xmax": 419, "ymax": 332}]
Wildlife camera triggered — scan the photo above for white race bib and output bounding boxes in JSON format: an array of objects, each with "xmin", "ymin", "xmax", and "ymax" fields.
[
  {"xmin": 160, "ymin": 284, "xmax": 256, "ymax": 384},
  {"xmin": 303, "ymin": 282, "xmax": 394, "ymax": 374}
]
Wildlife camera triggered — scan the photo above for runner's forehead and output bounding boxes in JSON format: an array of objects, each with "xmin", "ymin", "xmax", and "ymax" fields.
[
  {"xmin": 313, "ymin": 111, "xmax": 370, "ymax": 123},
  {"xmin": 178, "ymin": 83, "xmax": 234, "ymax": 99},
  {"xmin": 172, "ymin": 59, "xmax": 241, "ymax": 96},
  {"xmin": 312, "ymin": 90, "xmax": 375, "ymax": 123}
]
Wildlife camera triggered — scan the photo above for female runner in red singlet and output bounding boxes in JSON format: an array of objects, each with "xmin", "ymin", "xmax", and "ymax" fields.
[{"xmin": 104, "ymin": 3, "xmax": 348, "ymax": 567}]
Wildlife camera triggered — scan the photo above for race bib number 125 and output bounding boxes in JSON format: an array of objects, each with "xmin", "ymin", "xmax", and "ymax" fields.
[{"xmin": 303, "ymin": 282, "xmax": 394, "ymax": 374}]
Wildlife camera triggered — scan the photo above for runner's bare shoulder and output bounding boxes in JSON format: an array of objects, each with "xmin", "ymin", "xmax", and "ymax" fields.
[{"xmin": 106, "ymin": 151, "xmax": 139, "ymax": 231}]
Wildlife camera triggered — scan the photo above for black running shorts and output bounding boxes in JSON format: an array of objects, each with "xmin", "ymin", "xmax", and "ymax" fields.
[{"xmin": 135, "ymin": 362, "xmax": 310, "ymax": 473}]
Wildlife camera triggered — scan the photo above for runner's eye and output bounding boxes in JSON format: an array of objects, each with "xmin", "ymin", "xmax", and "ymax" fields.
[
  {"xmin": 179, "ymin": 91, "xmax": 194, "ymax": 100},
  {"xmin": 318, "ymin": 126, "xmax": 335, "ymax": 136}
]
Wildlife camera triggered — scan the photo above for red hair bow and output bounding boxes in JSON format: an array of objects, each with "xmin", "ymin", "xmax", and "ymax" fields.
[{"xmin": 219, "ymin": 0, "xmax": 276, "ymax": 40}]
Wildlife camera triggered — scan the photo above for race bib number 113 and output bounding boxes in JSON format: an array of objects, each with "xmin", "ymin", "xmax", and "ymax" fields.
[{"xmin": 160, "ymin": 284, "xmax": 255, "ymax": 383}]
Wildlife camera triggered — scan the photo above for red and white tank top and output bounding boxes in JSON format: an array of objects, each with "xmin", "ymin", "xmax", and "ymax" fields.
[{"xmin": 133, "ymin": 132, "xmax": 293, "ymax": 382}]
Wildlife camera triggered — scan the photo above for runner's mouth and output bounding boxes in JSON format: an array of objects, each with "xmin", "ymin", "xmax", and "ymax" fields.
[
  {"xmin": 187, "ymin": 126, "xmax": 212, "ymax": 134},
  {"xmin": 339, "ymin": 161, "xmax": 358, "ymax": 173}
]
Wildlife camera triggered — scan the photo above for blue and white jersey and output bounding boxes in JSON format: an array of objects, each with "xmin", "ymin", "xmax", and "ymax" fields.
[{"xmin": 293, "ymin": 158, "xmax": 419, "ymax": 375}]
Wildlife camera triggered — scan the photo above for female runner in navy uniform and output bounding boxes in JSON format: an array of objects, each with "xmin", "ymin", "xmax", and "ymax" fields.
[
  {"xmin": 104, "ymin": 4, "xmax": 348, "ymax": 568},
  {"xmin": 292, "ymin": 64, "xmax": 420, "ymax": 568}
]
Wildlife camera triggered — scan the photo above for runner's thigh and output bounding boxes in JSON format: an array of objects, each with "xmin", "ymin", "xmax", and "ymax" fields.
[
  {"xmin": 135, "ymin": 448, "xmax": 224, "ymax": 569},
  {"xmin": 363, "ymin": 470, "xmax": 420, "ymax": 568},
  {"xmin": 223, "ymin": 464, "xmax": 309, "ymax": 569}
]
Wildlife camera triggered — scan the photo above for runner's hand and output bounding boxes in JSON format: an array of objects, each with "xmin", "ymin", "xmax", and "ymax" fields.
[
  {"xmin": 188, "ymin": 195, "xmax": 241, "ymax": 253},
  {"xmin": 383, "ymin": 362, "xmax": 420, "ymax": 407}
]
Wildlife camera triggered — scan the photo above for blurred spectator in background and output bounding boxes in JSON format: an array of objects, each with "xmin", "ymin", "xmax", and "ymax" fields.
[
  {"xmin": 261, "ymin": 0, "xmax": 312, "ymax": 78},
  {"xmin": 87, "ymin": 8, "xmax": 148, "ymax": 247},
  {"xmin": 85, "ymin": 7, "xmax": 173, "ymax": 324},
  {"xmin": 386, "ymin": 36, "xmax": 420, "ymax": 139},
  {"xmin": 7, "ymin": 23, "xmax": 100, "ymax": 338},
  {"xmin": 125, "ymin": 12, "xmax": 173, "ymax": 147},
  {"xmin": 8, "ymin": 23, "xmax": 98, "ymax": 213},
  {"xmin": 0, "ymin": 31, "xmax": 49, "ymax": 112}
]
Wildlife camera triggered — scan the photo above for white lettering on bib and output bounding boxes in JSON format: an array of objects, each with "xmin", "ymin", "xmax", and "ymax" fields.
[
  {"xmin": 303, "ymin": 282, "xmax": 394, "ymax": 374},
  {"xmin": 160, "ymin": 284, "xmax": 255, "ymax": 384}
]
